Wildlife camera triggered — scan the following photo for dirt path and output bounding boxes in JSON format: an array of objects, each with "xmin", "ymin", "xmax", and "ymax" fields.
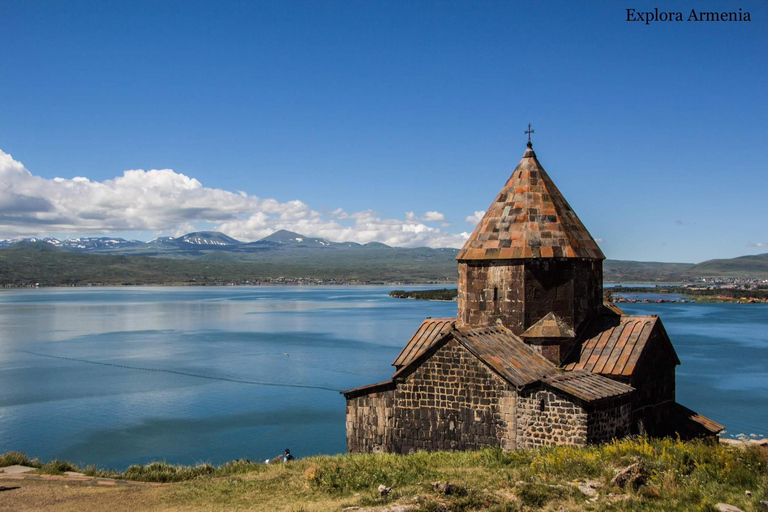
[{"xmin": 0, "ymin": 474, "xmax": 169, "ymax": 512}]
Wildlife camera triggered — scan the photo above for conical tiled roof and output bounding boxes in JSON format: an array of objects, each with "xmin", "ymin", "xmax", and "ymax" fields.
[{"xmin": 457, "ymin": 143, "xmax": 604, "ymax": 261}]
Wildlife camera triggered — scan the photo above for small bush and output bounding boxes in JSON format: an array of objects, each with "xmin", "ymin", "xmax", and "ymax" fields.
[
  {"xmin": 216, "ymin": 458, "xmax": 265, "ymax": 476},
  {"xmin": 123, "ymin": 461, "xmax": 216, "ymax": 482},
  {"xmin": 40, "ymin": 459, "xmax": 78, "ymax": 475},
  {"xmin": 0, "ymin": 451, "xmax": 41, "ymax": 468}
]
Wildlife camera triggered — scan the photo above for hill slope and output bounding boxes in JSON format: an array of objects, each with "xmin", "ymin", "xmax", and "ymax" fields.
[
  {"xmin": 685, "ymin": 253, "xmax": 768, "ymax": 278},
  {"xmin": 1, "ymin": 438, "xmax": 765, "ymax": 511},
  {"xmin": 0, "ymin": 244, "xmax": 456, "ymax": 285}
]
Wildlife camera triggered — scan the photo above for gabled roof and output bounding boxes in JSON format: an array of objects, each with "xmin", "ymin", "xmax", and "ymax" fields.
[
  {"xmin": 521, "ymin": 312, "xmax": 575, "ymax": 339},
  {"xmin": 542, "ymin": 370, "xmax": 634, "ymax": 402},
  {"xmin": 390, "ymin": 322, "xmax": 631, "ymax": 400},
  {"xmin": 345, "ymin": 316, "xmax": 642, "ymax": 402},
  {"xmin": 390, "ymin": 321, "xmax": 560, "ymax": 388},
  {"xmin": 392, "ymin": 317, "xmax": 455, "ymax": 369},
  {"xmin": 457, "ymin": 143, "xmax": 604, "ymax": 261},
  {"xmin": 669, "ymin": 402, "xmax": 724, "ymax": 438},
  {"xmin": 452, "ymin": 324, "xmax": 560, "ymax": 388},
  {"xmin": 341, "ymin": 380, "xmax": 396, "ymax": 399},
  {"xmin": 563, "ymin": 315, "xmax": 680, "ymax": 377}
]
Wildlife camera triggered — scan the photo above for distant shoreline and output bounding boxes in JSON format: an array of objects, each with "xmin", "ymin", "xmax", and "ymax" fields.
[
  {"xmin": 389, "ymin": 286, "xmax": 768, "ymax": 304},
  {"xmin": 2, "ymin": 281, "xmax": 458, "ymax": 290}
]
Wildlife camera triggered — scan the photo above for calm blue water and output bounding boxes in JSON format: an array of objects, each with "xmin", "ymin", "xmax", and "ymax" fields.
[{"xmin": 0, "ymin": 286, "xmax": 765, "ymax": 469}]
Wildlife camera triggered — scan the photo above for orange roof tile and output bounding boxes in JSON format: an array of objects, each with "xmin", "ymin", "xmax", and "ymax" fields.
[{"xmin": 457, "ymin": 143, "xmax": 604, "ymax": 261}]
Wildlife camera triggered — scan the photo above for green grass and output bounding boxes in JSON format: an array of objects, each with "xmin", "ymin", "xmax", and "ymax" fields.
[
  {"xmin": 39, "ymin": 459, "xmax": 79, "ymax": 474},
  {"xmin": 0, "ymin": 451, "xmax": 42, "ymax": 468},
  {"xmin": 2, "ymin": 438, "xmax": 767, "ymax": 511}
]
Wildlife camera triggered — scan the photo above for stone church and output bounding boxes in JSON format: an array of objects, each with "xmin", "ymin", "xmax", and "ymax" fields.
[{"xmin": 342, "ymin": 139, "xmax": 723, "ymax": 453}]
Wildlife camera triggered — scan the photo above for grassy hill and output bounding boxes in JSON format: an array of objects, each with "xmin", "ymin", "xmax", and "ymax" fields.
[
  {"xmin": 1, "ymin": 438, "xmax": 766, "ymax": 511},
  {"xmin": 603, "ymin": 260, "xmax": 695, "ymax": 283},
  {"xmin": 0, "ymin": 243, "xmax": 456, "ymax": 285},
  {"xmin": 685, "ymin": 253, "xmax": 768, "ymax": 278}
]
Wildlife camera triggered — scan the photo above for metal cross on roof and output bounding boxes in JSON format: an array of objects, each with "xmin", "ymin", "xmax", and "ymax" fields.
[{"xmin": 525, "ymin": 123, "xmax": 535, "ymax": 144}]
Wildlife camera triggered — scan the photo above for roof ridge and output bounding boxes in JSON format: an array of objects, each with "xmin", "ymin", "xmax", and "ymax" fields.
[{"xmin": 544, "ymin": 370, "xmax": 587, "ymax": 382}]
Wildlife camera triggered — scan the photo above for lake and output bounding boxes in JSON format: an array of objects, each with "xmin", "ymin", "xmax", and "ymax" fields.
[{"xmin": 0, "ymin": 286, "xmax": 765, "ymax": 469}]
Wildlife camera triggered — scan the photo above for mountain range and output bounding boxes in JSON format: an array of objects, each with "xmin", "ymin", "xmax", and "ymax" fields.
[
  {"xmin": 0, "ymin": 230, "xmax": 406, "ymax": 254},
  {"xmin": 1, "ymin": 230, "xmax": 767, "ymax": 286}
]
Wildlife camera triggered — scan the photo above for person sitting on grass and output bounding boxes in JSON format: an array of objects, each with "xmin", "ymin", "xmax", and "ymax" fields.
[{"xmin": 283, "ymin": 448, "xmax": 294, "ymax": 462}]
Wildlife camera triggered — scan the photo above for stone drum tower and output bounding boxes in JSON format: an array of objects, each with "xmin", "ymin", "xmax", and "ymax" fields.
[{"xmin": 456, "ymin": 140, "xmax": 604, "ymax": 365}]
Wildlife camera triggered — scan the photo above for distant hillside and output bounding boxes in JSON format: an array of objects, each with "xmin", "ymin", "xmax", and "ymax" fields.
[
  {"xmin": 3, "ymin": 240, "xmax": 66, "ymax": 252},
  {"xmin": 684, "ymin": 253, "xmax": 768, "ymax": 278},
  {"xmin": 603, "ymin": 260, "xmax": 695, "ymax": 283},
  {"xmin": 601, "ymin": 255, "xmax": 768, "ymax": 281},
  {"xmin": 0, "ymin": 243, "xmax": 456, "ymax": 286},
  {"xmin": 3, "ymin": 231, "xmax": 768, "ymax": 284}
]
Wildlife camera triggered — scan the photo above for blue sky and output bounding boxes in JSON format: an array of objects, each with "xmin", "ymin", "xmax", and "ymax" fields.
[{"xmin": 0, "ymin": 0, "xmax": 765, "ymax": 262}]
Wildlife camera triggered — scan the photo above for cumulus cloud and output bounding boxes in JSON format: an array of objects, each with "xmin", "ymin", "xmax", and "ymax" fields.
[
  {"xmin": 405, "ymin": 211, "xmax": 446, "ymax": 223},
  {"xmin": 0, "ymin": 149, "xmax": 469, "ymax": 248},
  {"xmin": 748, "ymin": 242, "xmax": 768, "ymax": 248},
  {"xmin": 423, "ymin": 211, "xmax": 445, "ymax": 222},
  {"xmin": 465, "ymin": 211, "xmax": 485, "ymax": 224}
]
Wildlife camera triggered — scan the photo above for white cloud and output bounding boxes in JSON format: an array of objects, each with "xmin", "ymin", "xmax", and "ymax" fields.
[
  {"xmin": 748, "ymin": 242, "xmax": 768, "ymax": 248},
  {"xmin": 0, "ymin": 149, "xmax": 468, "ymax": 248},
  {"xmin": 465, "ymin": 211, "xmax": 485, "ymax": 224},
  {"xmin": 423, "ymin": 211, "xmax": 445, "ymax": 222},
  {"xmin": 405, "ymin": 211, "xmax": 445, "ymax": 223},
  {"xmin": 594, "ymin": 238, "xmax": 604, "ymax": 243}
]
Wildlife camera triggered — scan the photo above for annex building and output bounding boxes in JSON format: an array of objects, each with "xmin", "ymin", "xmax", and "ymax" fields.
[{"xmin": 342, "ymin": 139, "xmax": 723, "ymax": 454}]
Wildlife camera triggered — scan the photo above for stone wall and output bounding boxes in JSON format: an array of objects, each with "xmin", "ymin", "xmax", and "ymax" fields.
[
  {"xmin": 390, "ymin": 339, "xmax": 517, "ymax": 453},
  {"xmin": 516, "ymin": 386, "xmax": 588, "ymax": 448},
  {"xmin": 345, "ymin": 386, "xmax": 395, "ymax": 453},
  {"xmin": 345, "ymin": 338, "xmax": 632, "ymax": 454},
  {"xmin": 457, "ymin": 261, "xmax": 525, "ymax": 330},
  {"xmin": 516, "ymin": 385, "xmax": 631, "ymax": 448},
  {"xmin": 524, "ymin": 258, "xmax": 603, "ymax": 335},
  {"xmin": 458, "ymin": 258, "xmax": 603, "ymax": 336},
  {"xmin": 586, "ymin": 396, "xmax": 632, "ymax": 443}
]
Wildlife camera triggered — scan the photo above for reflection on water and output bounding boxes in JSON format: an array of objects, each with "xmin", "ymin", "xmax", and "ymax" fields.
[
  {"xmin": 0, "ymin": 286, "xmax": 765, "ymax": 468},
  {"xmin": 0, "ymin": 286, "xmax": 452, "ymax": 468}
]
